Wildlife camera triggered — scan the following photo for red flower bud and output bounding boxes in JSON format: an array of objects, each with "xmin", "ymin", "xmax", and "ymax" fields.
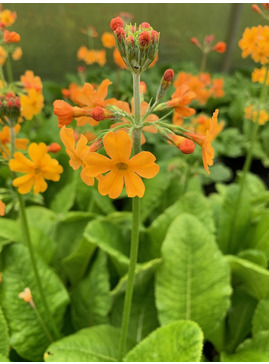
[
  {"xmin": 213, "ymin": 41, "xmax": 226, "ymax": 53},
  {"xmin": 0, "ymin": 22, "xmax": 5, "ymax": 30},
  {"xmin": 252, "ymin": 4, "xmax": 262, "ymax": 13},
  {"xmin": 151, "ymin": 30, "xmax": 159, "ymax": 43},
  {"xmin": 190, "ymin": 37, "xmax": 200, "ymax": 47},
  {"xmin": 7, "ymin": 100, "xmax": 14, "ymax": 108},
  {"xmin": 139, "ymin": 31, "xmax": 151, "ymax": 47},
  {"xmin": 163, "ymin": 69, "xmax": 174, "ymax": 82},
  {"xmin": 47, "ymin": 143, "xmax": 61, "ymax": 153},
  {"xmin": 110, "ymin": 16, "xmax": 124, "ymax": 31},
  {"xmin": 205, "ymin": 34, "xmax": 215, "ymax": 44},
  {"xmin": 14, "ymin": 97, "xmax": 20, "ymax": 108},
  {"xmin": 115, "ymin": 27, "xmax": 125, "ymax": 41},
  {"xmin": 141, "ymin": 22, "xmax": 151, "ymax": 29},
  {"xmin": 126, "ymin": 35, "xmax": 134, "ymax": 46},
  {"xmin": 179, "ymin": 139, "xmax": 195, "ymax": 154},
  {"xmin": 90, "ymin": 107, "xmax": 105, "ymax": 121},
  {"xmin": 6, "ymin": 92, "xmax": 14, "ymax": 99},
  {"xmin": 263, "ymin": 3, "xmax": 269, "ymax": 8},
  {"xmin": 89, "ymin": 138, "xmax": 103, "ymax": 152}
]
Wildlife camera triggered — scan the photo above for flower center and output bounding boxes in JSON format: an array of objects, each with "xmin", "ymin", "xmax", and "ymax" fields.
[{"xmin": 116, "ymin": 162, "xmax": 128, "ymax": 171}]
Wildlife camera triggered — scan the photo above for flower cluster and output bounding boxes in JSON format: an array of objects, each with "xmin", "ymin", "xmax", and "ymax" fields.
[
  {"xmin": 244, "ymin": 104, "xmax": 269, "ymax": 125},
  {"xmin": 239, "ymin": 25, "xmax": 269, "ymax": 64},
  {"xmin": 77, "ymin": 46, "xmax": 106, "ymax": 67},
  {"xmin": 110, "ymin": 16, "xmax": 159, "ymax": 74},
  {"xmin": 20, "ymin": 70, "xmax": 44, "ymax": 120},
  {"xmin": 191, "ymin": 34, "xmax": 226, "ymax": 54},
  {"xmin": 252, "ymin": 66, "xmax": 269, "ymax": 85}
]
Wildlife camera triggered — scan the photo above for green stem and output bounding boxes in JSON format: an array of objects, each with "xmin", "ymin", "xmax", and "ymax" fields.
[
  {"xmin": 9, "ymin": 124, "xmax": 60, "ymax": 341},
  {"xmin": 33, "ymin": 305, "xmax": 54, "ymax": 343},
  {"xmin": 200, "ymin": 52, "xmax": 207, "ymax": 73},
  {"xmin": 118, "ymin": 73, "xmax": 141, "ymax": 360},
  {"xmin": 6, "ymin": 54, "xmax": 13, "ymax": 83},
  {"xmin": 0, "ymin": 65, "xmax": 5, "ymax": 83}
]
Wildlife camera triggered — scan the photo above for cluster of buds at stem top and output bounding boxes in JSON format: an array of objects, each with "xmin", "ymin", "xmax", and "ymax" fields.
[
  {"xmin": 110, "ymin": 16, "xmax": 159, "ymax": 74},
  {"xmin": 0, "ymin": 92, "xmax": 21, "ymax": 125},
  {"xmin": 252, "ymin": 4, "xmax": 269, "ymax": 20},
  {"xmin": 53, "ymin": 100, "xmax": 115, "ymax": 128},
  {"xmin": 156, "ymin": 68, "xmax": 175, "ymax": 102},
  {"xmin": 190, "ymin": 34, "xmax": 226, "ymax": 54},
  {"xmin": 3, "ymin": 30, "xmax": 20, "ymax": 43}
]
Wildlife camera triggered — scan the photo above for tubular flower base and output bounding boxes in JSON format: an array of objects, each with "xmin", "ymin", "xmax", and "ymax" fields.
[
  {"xmin": 9, "ymin": 142, "xmax": 63, "ymax": 194},
  {"xmin": 84, "ymin": 131, "xmax": 159, "ymax": 198},
  {"xmin": 60, "ymin": 126, "xmax": 94, "ymax": 186},
  {"xmin": 184, "ymin": 109, "xmax": 219, "ymax": 174}
]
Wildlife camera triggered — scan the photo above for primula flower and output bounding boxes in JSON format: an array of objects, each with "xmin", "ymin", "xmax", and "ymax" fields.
[
  {"xmin": 183, "ymin": 109, "xmax": 219, "ymax": 174},
  {"xmin": 0, "ymin": 9, "xmax": 16, "ymax": 27},
  {"xmin": 84, "ymin": 131, "xmax": 159, "ymax": 198},
  {"xmin": 4, "ymin": 30, "xmax": 20, "ymax": 43},
  {"xmin": 239, "ymin": 25, "xmax": 269, "ymax": 64},
  {"xmin": 12, "ymin": 46, "xmax": 22, "ymax": 61},
  {"xmin": 20, "ymin": 89, "xmax": 44, "ymax": 120},
  {"xmin": 9, "ymin": 143, "xmax": 63, "ymax": 194},
  {"xmin": 0, "ymin": 124, "xmax": 28, "ymax": 159},
  {"xmin": 102, "ymin": 32, "xmax": 116, "ymax": 48},
  {"xmin": 244, "ymin": 105, "xmax": 269, "ymax": 125},
  {"xmin": 60, "ymin": 126, "xmax": 94, "ymax": 186},
  {"xmin": 213, "ymin": 41, "xmax": 226, "ymax": 53},
  {"xmin": 159, "ymin": 84, "xmax": 196, "ymax": 117},
  {"xmin": 18, "ymin": 287, "xmax": 34, "ymax": 307},
  {"xmin": 53, "ymin": 100, "xmax": 93, "ymax": 127},
  {"xmin": 20, "ymin": 70, "xmax": 42, "ymax": 92},
  {"xmin": 0, "ymin": 200, "xmax": 5, "ymax": 216},
  {"xmin": 252, "ymin": 66, "xmax": 269, "ymax": 85},
  {"xmin": 192, "ymin": 113, "xmax": 224, "ymax": 138}
]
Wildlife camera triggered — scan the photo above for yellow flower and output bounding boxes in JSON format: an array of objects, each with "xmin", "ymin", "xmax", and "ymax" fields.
[
  {"xmin": 101, "ymin": 32, "xmax": 116, "ymax": 48},
  {"xmin": 239, "ymin": 26, "xmax": 269, "ymax": 64},
  {"xmin": 9, "ymin": 142, "xmax": 63, "ymax": 194},
  {"xmin": 12, "ymin": 46, "xmax": 22, "ymax": 61},
  {"xmin": 0, "ymin": 46, "xmax": 7, "ymax": 66},
  {"xmin": 251, "ymin": 67, "xmax": 269, "ymax": 86},
  {"xmin": 244, "ymin": 105, "xmax": 269, "ymax": 125},
  {"xmin": 84, "ymin": 131, "xmax": 160, "ymax": 198},
  {"xmin": 20, "ymin": 89, "xmax": 44, "ymax": 120},
  {"xmin": 0, "ymin": 9, "xmax": 16, "ymax": 27}
]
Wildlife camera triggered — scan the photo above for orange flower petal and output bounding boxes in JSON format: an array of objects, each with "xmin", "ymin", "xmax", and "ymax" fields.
[
  {"xmin": 124, "ymin": 170, "xmax": 145, "ymax": 198},
  {"xmin": 96, "ymin": 79, "xmax": 112, "ymax": 100},
  {"xmin": 98, "ymin": 169, "xmax": 124, "ymax": 198},
  {"xmin": 33, "ymin": 175, "xmax": 48, "ymax": 194},
  {"xmin": 60, "ymin": 126, "xmax": 75, "ymax": 151},
  {"xmin": 84, "ymin": 153, "xmax": 113, "ymax": 176},
  {"xmin": 13, "ymin": 174, "xmax": 34, "ymax": 194},
  {"xmin": 28, "ymin": 142, "xmax": 47, "ymax": 163},
  {"xmin": 103, "ymin": 131, "xmax": 132, "ymax": 161},
  {"xmin": 80, "ymin": 167, "xmax": 95, "ymax": 186},
  {"xmin": 129, "ymin": 151, "xmax": 160, "ymax": 178},
  {"xmin": 9, "ymin": 152, "xmax": 33, "ymax": 173}
]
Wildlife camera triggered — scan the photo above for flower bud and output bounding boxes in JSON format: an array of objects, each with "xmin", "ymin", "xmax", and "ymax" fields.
[
  {"xmin": 190, "ymin": 37, "xmax": 200, "ymax": 47},
  {"xmin": 90, "ymin": 107, "xmax": 113, "ymax": 121},
  {"xmin": 151, "ymin": 30, "xmax": 159, "ymax": 43},
  {"xmin": 89, "ymin": 138, "xmax": 103, "ymax": 152},
  {"xmin": 169, "ymin": 134, "xmax": 195, "ymax": 154},
  {"xmin": 115, "ymin": 27, "xmax": 125, "ymax": 41},
  {"xmin": 139, "ymin": 31, "xmax": 151, "ymax": 47},
  {"xmin": 163, "ymin": 69, "xmax": 174, "ymax": 82},
  {"xmin": 213, "ymin": 41, "xmax": 226, "ymax": 53},
  {"xmin": 141, "ymin": 22, "xmax": 151, "ymax": 29},
  {"xmin": 110, "ymin": 16, "xmax": 124, "ymax": 31},
  {"xmin": 205, "ymin": 34, "xmax": 215, "ymax": 44},
  {"xmin": 77, "ymin": 65, "xmax": 86, "ymax": 73},
  {"xmin": 263, "ymin": 3, "xmax": 269, "ymax": 9},
  {"xmin": 252, "ymin": 4, "xmax": 262, "ymax": 13},
  {"xmin": 140, "ymin": 81, "xmax": 147, "ymax": 95},
  {"xmin": 47, "ymin": 143, "xmax": 61, "ymax": 153},
  {"xmin": 126, "ymin": 35, "xmax": 134, "ymax": 46},
  {"xmin": 0, "ymin": 22, "xmax": 5, "ymax": 31},
  {"xmin": 156, "ymin": 69, "xmax": 175, "ymax": 102}
]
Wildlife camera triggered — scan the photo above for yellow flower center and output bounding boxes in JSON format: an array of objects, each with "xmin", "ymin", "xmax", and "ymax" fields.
[{"xmin": 116, "ymin": 162, "xmax": 129, "ymax": 171}]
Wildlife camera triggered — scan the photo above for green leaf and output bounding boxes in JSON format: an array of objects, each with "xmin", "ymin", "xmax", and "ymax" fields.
[
  {"xmin": 140, "ymin": 165, "xmax": 170, "ymax": 222},
  {"xmin": 252, "ymin": 298, "xmax": 269, "ymax": 336},
  {"xmin": 221, "ymin": 331, "xmax": 269, "ymax": 362},
  {"xmin": 225, "ymin": 288, "xmax": 257, "ymax": 352},
  {"xmin": 0, "ymin": 354, "xmax": 9, "ymax": 362},
  {"xmin": 0, "ymin": 306, "xmax": 9, "ymax": 357},
  {"xmin": 226, "ymin": 255, "xmax": 269, "ymax": 300},
  {"xmin": 216, "ymin": 184, "xmax": 251, "ymax": 254},
  {"xmin": 70, "ymin": 250, "xmax": 112, "ymax": 330},
  {"xmin": 144, "ymin": 191, "xmax": 215, "ymax": 260},
  {"xmin": 124, "ymin": 320, "xmax": 203, "ymax": 362},
  {"xmin": 50, "ymin": 173, "xmax": 78, "ymax": 213},
  {"xmin": 44, "ymin": 325, "xmax": 134, "ymax": 362},
  {"xmin": 156, "ymin": 214, "xmax": 231, "ymax": 338},
  {"xmin": 0, "ymin": 219, "xmax": 21, "ymax": 249},
  {"xmin": 83, "ymin": 215, "xmax": 131, "ymax": 276},
  {"xmin": 238, "ymin": 249, "xmax": 267, "ymax": 268},
  {"xmin": 250, "ymin": 211, "xmax": 269, "ymax": 258},
  {"xmin": 1, "ymin": 243, "xmax": 69, "ymax": 361},
  {"xmin": 111, "ymin": 259, "xmax": 161, "ymax": 342}
]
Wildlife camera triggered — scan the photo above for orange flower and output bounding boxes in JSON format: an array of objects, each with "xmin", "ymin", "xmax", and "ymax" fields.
[
  {"xmin": 113, "ymin": 48, "xmax": 127, "ymax": 69},
  {"xmin": 95, "ymin": 50, "xmax": 106, "ymax": 66},
  {"xmin": 239, "ymin": 26, "xmax": 269, "ymax": 64},
  {"xmin": 84, "ymin": 131, "xmax": 159, "ymax": 198},
  {"xmin": 60, "ymin": 126, "xmax": 94, "ymax": 186},
  {"xmin": 102, "ymin": 32, "xmax": 116, "ymax": 48},
  {"xmin": 162, "ymin": 85, "xmax": 196, "ymax": 117},
  {"xmin": 18, "ymin": 287, "xmax": 34, "ymax": 307},
  {"xmin": 4, "ymin": 30, "xmax": 20, "ymax": 43},
  {"xmin": 53, "ymin": 100, "xmax": 92, "ymax": 127},
  {"xmin": 213, "ymin": 41, "xmax": 226, "ymax": 53},
  {"xmin": 20, "ymin": 70, "xmax": 42, "ymax": 92},
  {"xmin": 20, "ymin": 89, "xmax": 44, "ymax": 120},
  {"xmin": 244, "ymin": 105, "xmax": 269, "ymax": 125},
  {"xmin": 0, "ymin": 124, "xmax": 28, "ymax": 159},
  {"xmin": 192, "ymin": 113, "xmax": 224, "ymax": 138},
  {"xmin": 9, "ymin": 142, "xmax": 63, "ymax": 194},
  {"xmin": 12, "ymin": 46, "xmax": 22, "ymax": 61},
  {"xmin": 0, "ymin": 9, "xmax": 16, "ymax": 27},
  {"xmin": 77, "ymin": 46, "xmax": 89, "ymax": 61},
  {"xmin": 0, "ymin": 200, "xmax": 5, "ymax": 216},
  {"xmin": 0, "ymin": 46, "xmax": 7, "ymax": 66},
  {"xmin": 74, "ymin": 79, "xmax": 117, "ymax": 126},
  {"xmin": 252, "ymin": 66, "xmax": 269, "ymax": 85},
  {"xmin": 184, "ymin": 110, "xmax": 219, "ymax": 174}
]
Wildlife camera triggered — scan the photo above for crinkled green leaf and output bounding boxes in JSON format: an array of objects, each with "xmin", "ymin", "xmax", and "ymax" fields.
[
  {"xmin": 1, "ymin": 243, "xmax": 69, "ymax": 361},
  {"xmin": 156, "ymin": 214, "xmax": 231, "ymax": 338},
  {"xmin": 252, "ymin": 298, "xmax": 269, "ymax": 336},
  {"xmin": 124, "ymin": 320, "xmax": 203, "ymax": 362},
  {"xmin": 238, "ymin": 249, "xmax": 267, "ymax": 268},
  {"xmin": 70, "ymin": 250, "xmax": 111, "ymax": 330},
  {"xmin": 44, "ymin": 325, "xmax": 135, "ymax": 362},
  {"xmin": 0, "ymin": 306, "xmax": 9, "ymax": 357}
]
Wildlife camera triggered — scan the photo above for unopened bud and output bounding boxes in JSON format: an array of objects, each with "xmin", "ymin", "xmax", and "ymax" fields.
[
  {"xmin": 89, "ymin": 138, "xmax": 103, "ymax": 152},
  {"xmin": 126, "ymin": 35, "xmax": 134, "ymax": 46},
  {"xmin": 115, "ymin": 27, "xmax": 125, "ymax": 41},
  {"xmin": 190, "ymin": 37, "xmax": 200, "ymax": 47},
  {"xmin": 141, "ymin": 22, "xmax": 151, "ymax": 29},
  {"xmin": 163, "ymin": 69, "xmax": 174, "ymax": 82},
  {"xmin": 47, "ymin": 143, "xmax": 61, "ymax": 153},
  {"xmin": 213, "ymin": 41, "xmax": 226, "ymax": 53},
  {"xmin": 205, "ymin": 34, "xmax": 215, "ymax": 44},
  {"xmin": 77, "ymin": 65, "xmax": 86, "ymax": 73},
  {"xmin": 110, "ymin": 16, "xmax": 124, "ymax": 31},
  {"xmin": 263, "ymin": 3, "xmax": 269, "ymax": 9},
  {"xmin": 151, "ymin": 30, "xmax": 159, "ymax": 43},
  {"xmin": 252, "ymin": 4, "xmax": 262, "ymax": 13},
  {"xmin": 90, "ymin": 107, "xmax": 113, "ymax": 122},
  {"xmin": 139, "ymin": 31, "xmax": 151, "ymax": 47},
  {"xmin": 140, "ymin": 81, "xmax": 147, "ymax": 94}
]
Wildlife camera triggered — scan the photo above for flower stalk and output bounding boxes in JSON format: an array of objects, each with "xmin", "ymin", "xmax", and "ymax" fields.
[{"xmin": 118, "ymin": 72, "xmax": 141, "ymax": 360}]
